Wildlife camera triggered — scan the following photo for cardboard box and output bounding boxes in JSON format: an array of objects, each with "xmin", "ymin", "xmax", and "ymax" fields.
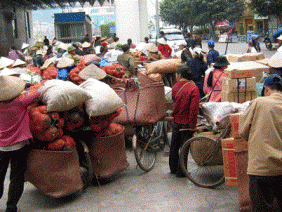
[
  {"xmin": 221, "ymin": 90, "xmax": 257, "ymax": 103},
  {"xmin": 224, "ymin": 61, "xmax": 270, "ymax": 79},
  {"xmin": 227, "ymin": 53, "xmax": 265, "ymax": 63},
  {"xmin": 222, "ymin": 77, "xmax": 257, "ymax": 92},
  {"xmin": 234, "ymin": 137, "xmax": 248, "ymax": 151},
  {"xmin": 221, "ymin": 138, "xmax": 237, "ymax": 186},
  {"xmin": 230, "ymin": 113, "xmax": 241, "ymax": 139}
]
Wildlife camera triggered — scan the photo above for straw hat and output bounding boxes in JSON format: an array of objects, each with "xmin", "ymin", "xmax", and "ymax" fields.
[
  {"xmin": 58, "ymin": 43, "xmax": 68, "ymax": 51},
  {"xmin": 147, "ymin": 43, "xmax": 159, "ymax": 53},
  {"xmin": 277, "ymin": 35, "xmax": 282, "ymax": 41},
  {"xmin": 36, "ymin": 50, "xmax": 43, "ymax": 55},
  {"xmin": 57, "ymin": 57, "xmax": 74, "ymax": 69},
  {"xmin": 189, "ymin": 47, "xmax": 203, "ymax": 57},
  {"xmin": 67, "ymin": 46, "xmax": 76, "ymax": 53},
  {"xmin": 12, "ymin": 59, "xmax": 26, "ymax": 67},
  {"xmin": 21, "ymin": 43, "xmax": 30, "ymax": 50},
  {"xmin": 100, "ymin": 37, "xmax": 107, "ymax": 42},
  {"xmin": 40, "ymin": 58, "xmax": 55, "ymax": 70},
  {"xmin": 0, "ymin": 57, "xmax": 15, "ymax": 69},
  {"xmin": 82, "ymin": 42, "xmax": 91, "ymax": 48},
  {"xmin": 0, "ymin": 75, "xmax": 26, "ymax": 101},
  {"xmin": 0, "ymin": 68, "xmax": 20, "ymax": 76},
  {"xmin": 30, "ymin": 46, "xmax": 39, "ymax": 52},
  {"xmin": 268, "ymin": 51, "xmax": 282, "ymax": 68},
  {"xmin": 78, "ymin": 63, "xmax": 106, "ymax": 80},
  {"xmin": 157, "ymin": 38, "xmax": 167, "ymax": 45}
]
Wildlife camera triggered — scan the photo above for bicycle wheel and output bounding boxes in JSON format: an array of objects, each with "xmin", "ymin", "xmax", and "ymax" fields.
[
  {"xmin": 133, "ymin": 125, "xmax": 157, "ymax": 172},
  {"xmin": 76, "ymin": 140, "xmax": 93, "ymax": 188},
  {"xmin": 179, "ymin": 136, "xmax": 225, "ymax": 188},
  {"xmin": 156, "ymin": 121, "xmax": 168, "ymax": 151}
]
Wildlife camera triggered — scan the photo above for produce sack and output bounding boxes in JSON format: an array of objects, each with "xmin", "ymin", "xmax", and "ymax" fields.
[
  {"xmin": 47, "ymin": 135, "xmax": 76, "ymax": 151},
  {"xmin": 28, "ymin": 105, "xmax": 64, "ymax": 142},
  {"xmin": 69, "ymin": 67, "xmax": 85, "ymax": 85},
  {"xmin": 88, "ymin": 125, "xmax": 129, "ymax": 179},
  {"xmin": 102, "ymin": 64, "xmax": 125, "ymax": 78},
  {"xmin": 89, "ymin": 109, "xmax": 122, "ymax": 132},
  {"xmin": 39, "ymin": 80, "xmax": 92, "ymax": 112},
  {"xmin": 63, "ymin": 105, "xmax": 85, "ymax": 132},
  {"xmin": 42, "ymin": 67, "xmax": 58, "ymax": 80},
  {"xmin": 137, "ymin": 71, "xmax": 162, "ymax": 87},
  {"xmin": 83, "ymin": 54, "xmax": 102, "ymax": 65},
  {"xmin": 113, "ymin": 81, "xmax": 166, "ymax": 125},
  {"xmin": 27, "ymin": 66, "xmax": 41, "ymax": 75},
  {"xmin": 25, "ymin": 147, "xmax": 83, "ymax": 198},
  {"xmin": 80, "ymin": 78, "xmax": 124, "ymax": 117},
  {"xmin": 144, "ymin": 59, "xmax": 182, "ymax": 74}
]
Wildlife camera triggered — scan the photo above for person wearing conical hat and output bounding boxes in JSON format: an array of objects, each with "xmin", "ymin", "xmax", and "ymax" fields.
[
  {"xmin": 157, "ymin": 38, "xmax": 172, "ymax": 58},
  {"xmin": 0, "ymin": 57, "xmax": 15, "ymax": 70},
  {"xmin": 0, "ymin": 75, "xmax": 41, "ymax": 212},
  {"xmin": 62, "ymin": 45, "xmax": 81, "ymax": 65},
  {"xmin": 147, "ymin": 43, "xmax": 164, "ymax": 61},
  {"xmin": 82, "ymin": 42, "xmax": 92, "ymax": 55},
  {"xmin": 12, "ymin": 59, "xmax": 26, "ymax": 68},
  {"xmin": 21, "ymin": 43, "xmax": 30, "ymax": 56}
]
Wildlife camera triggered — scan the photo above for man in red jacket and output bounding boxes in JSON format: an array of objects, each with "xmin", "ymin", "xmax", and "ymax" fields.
[
  {"xmin": 169, "ymin": 65, "xmax": 200, "ymax": 177},
  {"xmin": 157, "ymin": 38, "xmax": 172, "ymax": 58}
]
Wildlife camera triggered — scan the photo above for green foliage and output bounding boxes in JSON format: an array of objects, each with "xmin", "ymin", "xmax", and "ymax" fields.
[
  {"xmin": 100, "ymin": 22, "xmax": 115, "ymax": 38},
  {"xmin": 248, "ymin": 0, "xmax": 282, "ymax": 18},
  {"xmin": 159, "ymin": 0, "xmax": 244, "ymax": 38}
]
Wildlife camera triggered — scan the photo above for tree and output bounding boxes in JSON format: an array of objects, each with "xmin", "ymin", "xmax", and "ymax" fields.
[
  {"xmin": 160, "ymin": 0, "xmax": 200, "ymax": 33},
  {"xmin": 248, "ymin": 0, "xmax": 282, "ymax": 18},
  {"xmin": 196, "ymin": 0, "xmax": 245, "ymax": 40}
]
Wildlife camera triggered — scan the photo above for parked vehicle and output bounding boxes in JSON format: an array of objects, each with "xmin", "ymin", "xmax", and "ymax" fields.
[{"xmin": 263, "ymin": 36, "xmax": 273, "ymax": 50}]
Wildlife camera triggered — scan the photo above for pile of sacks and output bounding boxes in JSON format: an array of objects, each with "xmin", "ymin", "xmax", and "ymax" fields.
[{"xmin": 28, "ymin": 78, "xmax": 125, "ymax": 151}]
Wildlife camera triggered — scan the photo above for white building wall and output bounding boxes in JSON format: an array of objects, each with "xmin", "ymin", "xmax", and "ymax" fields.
[{"xmin": 115, "ymin": 0, "xmax": 149, "ymax": 44}]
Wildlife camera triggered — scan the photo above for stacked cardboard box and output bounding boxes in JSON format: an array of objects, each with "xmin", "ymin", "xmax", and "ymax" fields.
[{"xmin": 226, "ymin": 52, "xmax": 265, "ymax": 63}]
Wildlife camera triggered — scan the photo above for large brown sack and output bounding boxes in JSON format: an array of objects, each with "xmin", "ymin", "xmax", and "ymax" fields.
[
  {"xmin": 88, "ymin": 126, "xmax": 129, "ymax": 179},
  {"xmin": 113, "ymin": 81, "xmax": 166, "ymax": 125},
  {"xmin": 137, "ymin": 71, "xmax": 162, "ymax": 87},
  {"xmin": 25, "ymin": 148, "xmax": 83, "ymax": 198},
  {"xmin": 144, "ymin": 59, "xmax": 182, "ymax": 74}
]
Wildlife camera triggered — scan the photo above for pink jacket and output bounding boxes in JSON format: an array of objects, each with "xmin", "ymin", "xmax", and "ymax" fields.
[
  {"xmin": 0, "ymin": 91, "xmax": 40, "ymax": 147},
  {"xmin": 203, "ymin": 68, "xmax": 224, "ymax": 102}
]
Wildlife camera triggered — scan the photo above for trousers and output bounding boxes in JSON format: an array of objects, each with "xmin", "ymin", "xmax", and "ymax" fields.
[
  {"xmin": 249, "ymin": 175, "xmax": 282, "ymax": 212},
  {"xmin": 0, "ymin": 145, "xmax": 30, "ymax": 212},
  {"xmin": 169, "ymin": 122, "xmax": 193, "ymax": 175}
]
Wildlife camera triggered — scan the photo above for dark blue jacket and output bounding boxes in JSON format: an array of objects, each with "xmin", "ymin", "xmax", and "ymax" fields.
[{"xmin": 207, "ymin": 49, "xmax": 219, "ymax": 66}]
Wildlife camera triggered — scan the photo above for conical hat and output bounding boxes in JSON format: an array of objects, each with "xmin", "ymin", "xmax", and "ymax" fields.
[
  {"xmin": 147, "ymin": 43, "xmax": 158, "ymax": 52},
  {"xmin": 0, "ymin": 68, "xmax": 20, "ymax": 76},
  {"xmin": 157, "ymin": 38, "xmax": 167, "ymax": 45},
  {"xmin": 12, "ymin": 59, "xmax": 26, "ymax": 67},
  {"xmin": 40, "ymin": 58, "xmax": 55, "ymax": 70},
  {"xmin": 0, "ymin": 57, "xmax": 15, "ymax": 69},
  {"xmin": 268, "ymin": 51, "xmax": 282, "ymax": 68},
  {"xmin": 82, "ymin": 42, "xmax": 91, "ymax": 48},
  {"xmin": 58, "ymin": 43, "xmax": 68, "ymax": 51},
  {"xmin": 78, "ymin": 63, "xmax": 106, "ymax": 80},
  {"xmin": 21, "ymin": 43, "xmax": 30, "ymax": 49},
  {"xmin": 277, "ymin": 35, "xmax": 282, "ymax": 41},
  {"xmin": 57, "ymin": 57, "xmax": 74, "ymax": 69},
  {"xmin": 0, "ymin": 75, "xmax": 26, "ymax": 101}
]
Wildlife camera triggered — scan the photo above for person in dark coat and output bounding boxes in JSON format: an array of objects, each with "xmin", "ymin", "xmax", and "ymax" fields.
[
  {"xmin": 43, "ymin": 36, "xmax": 50, "ymax": 46},
  {"xmin": 187, "ymin": 47, "xmax": 207, "ymax": 98},
  {"xmin": 206, "ymin": 40, "xmax": 219, "ymax": 67}
]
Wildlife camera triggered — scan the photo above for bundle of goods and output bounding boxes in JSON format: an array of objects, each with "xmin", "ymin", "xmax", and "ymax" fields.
[
  {"xmin": 226, "ymin": 52, "xmax": 265, "ymax": 63},
  {"xmin": 62, "ymin": 105, "xmax": 85, "ymax": 132},
  {"xmin": 47, "ymin": 135, "xmax": 76, "ymax": 151},
  {"xmin": 201, "ymin": 101, "xmax": 250, "ymax": 130},
  {"xmin": 137, "ymin": 69, "xmax": 163, "ymax": 85},
  {"xmin": 221, "ymin": 61, "xmax": 270, "ymax": 103},
  {"xmin": 27, "ymin": 66, "xmax": 41, "ymax": 75},
  {"xmin": 42, "ymin": 67, "xmax": 58, "ymax": 80},
  {"xmin": 69, "ymin": 58, "xmax": 87, "ymax": 85},
  {"xmin": 113, "ymin": 79, "xmax": 166, "ymax": 125},
  {"xmin": 130, "ymin": 50, "xmax": 143, "ymax": 64},
  {"xmin": 102, "ymin": 64, "xmax": 125, "ymax": 79},
  {"xmin": 82, "ymin": 54, "xmax": 102, "ymax": 65},
  {"xmin": 144, "ymin": 59, "xmax": 182, "ymax": 74}
]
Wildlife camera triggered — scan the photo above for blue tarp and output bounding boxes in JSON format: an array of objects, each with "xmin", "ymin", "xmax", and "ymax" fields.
[
  {"xmin": 272, "ymin": 29, "xmax": 282, "ymax": 39},
  {"xmin": 55, "ymin": 12, "xmax": 86, "ymax": 23}
]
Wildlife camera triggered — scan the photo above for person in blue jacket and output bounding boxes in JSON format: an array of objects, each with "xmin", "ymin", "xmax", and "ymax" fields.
[{"xmin": 206, "ymin": 40, "xmax": 219, "ymax": 67}]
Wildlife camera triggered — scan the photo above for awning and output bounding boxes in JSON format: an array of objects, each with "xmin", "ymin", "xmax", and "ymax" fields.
[
  {"xmin": 254, "ymin": 14, "xmax": 268, "ymax": 19},
  {"xmin": 0, "ymin": 0, "xmax": 114, "ymax": 9}
]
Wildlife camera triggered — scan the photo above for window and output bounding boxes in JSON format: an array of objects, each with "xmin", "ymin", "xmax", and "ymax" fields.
[
  {"xmin": 26, "ymin": 12, "xmax": 31, "ymax": 38},
  {"xmin": 12, "ymin": 8, "xmax": 18, "ymax": 38}
]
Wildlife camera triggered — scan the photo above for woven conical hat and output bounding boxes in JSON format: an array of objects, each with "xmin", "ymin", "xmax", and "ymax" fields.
[
  {"xmin": 57, "ymin": 57, "xmax": 74, "ymax": 69},
  {"xmin": 82, "ymin": 42, "xmax": 91, "ymax": 48},
  {"xmin": 79, "ymin": 63, "xmax": 106, "ymax": 80},
  {"xmin": 12, "ymin": 59, "xmax": 26, "ymax": 67},
  {"xmin": 0, "ymin": 75, "xmax": 26, "ymax": 101},
  {"xmin": 0, "ymin": 57, "xmax": 15, "ymax": 69},
  {"xmin": 268, "ymin": 51, "xmax": 282, "ymax": 68}
]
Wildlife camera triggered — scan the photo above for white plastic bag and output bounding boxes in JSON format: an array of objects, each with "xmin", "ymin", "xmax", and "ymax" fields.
[
  {"xmin": 164, "ymin": 86, "xmax": 173, "ymax": 103},
  {"xmin": 39, "ymin": 80, "xmax": 92, "ymax": 112},
  {"xmin": 79, "ymin": 78, "xmax": 124, "ymax": 117}
]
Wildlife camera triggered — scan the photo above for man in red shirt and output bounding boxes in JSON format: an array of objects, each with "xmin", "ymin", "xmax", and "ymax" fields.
[
  {"xmin": 169, "ymin": 65, "xmax": 200, "ymax": 177},
  {"xmin": 157, "ymin": 38, "xmax": 172, "ymax": 58}
]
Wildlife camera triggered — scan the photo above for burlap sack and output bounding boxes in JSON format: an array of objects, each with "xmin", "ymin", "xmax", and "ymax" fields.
[
  {"xmin": 88, "ymin": 126, "xmax": 129, "ymax": 178},
  {"xmin": 25, "ymin": 148, "xmax": 83, "ymax": 198},
  {"xmin": 113, "ymin": 81, "xmax": 166, "ymax": 125},
  {"xmin": 227, "ymin": 53, "xmax": 265, "ymax": 63},
  {"xmin": 145, "ymin": 59, "xmax": 182, "ymax": 74},
  {"xmin": 137, "ymin": 71, "xmax": 162, "ymax": 86}
]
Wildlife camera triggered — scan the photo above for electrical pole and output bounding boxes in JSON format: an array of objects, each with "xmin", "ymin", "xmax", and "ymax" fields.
[{"xmin": 155, "ymin": 0, "xmax": 159, "ymax": 39}]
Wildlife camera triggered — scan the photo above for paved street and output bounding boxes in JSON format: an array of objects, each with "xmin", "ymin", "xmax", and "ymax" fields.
[{"xmin": 0, "ymin": 41, "xmax": 277, "ymax": 212}]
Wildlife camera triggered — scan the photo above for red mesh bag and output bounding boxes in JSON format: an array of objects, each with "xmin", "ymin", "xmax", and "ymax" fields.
[
  {"xmin": 47, "ymin": 135, "xmax": 76, "ymax": 151},
  {"xmin": 63, "ymin": 105, "xmax": 85, "ymax": 132},
  {"xmin": 42, "ymin": 67, "xmax": 58, "ymax": 80},
  {"xmin": 89, "ymin": 109, "xmax": 122, "ymax": 132},
  {"xmin": 69, "ymin": 67, "xmax": 85, "ymax": 85},
  {"xmin": 95, "ymin": 123, "xmax": 124, "ymax": 137},
  {"xmin": 102, "ymin": 64, "xmax": 125, "ymax": 78},
  {"xmin": 27, "ymin": 66, "xmax": 41, "ymax": 75}
]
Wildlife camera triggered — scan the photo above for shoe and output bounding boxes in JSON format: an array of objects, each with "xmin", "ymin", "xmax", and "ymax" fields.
[{"xmin": 176, "ymin": 172, "xmax": 186, "ymax": 178}]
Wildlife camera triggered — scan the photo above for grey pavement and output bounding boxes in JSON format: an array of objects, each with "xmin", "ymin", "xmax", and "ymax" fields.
[{"xmin": 0, "ymin": 42, "xmax": 276, "ymax": 212}]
